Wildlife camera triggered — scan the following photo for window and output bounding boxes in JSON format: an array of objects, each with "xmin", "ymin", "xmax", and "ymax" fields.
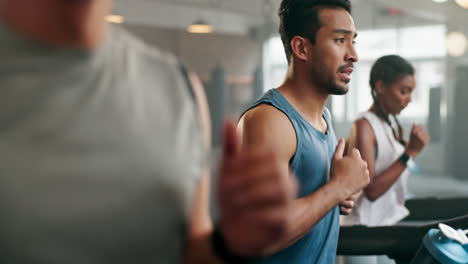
[
  {"xmin": 263, "ymin": 25, "xmax": 447, "ymax": 122},
  {"xmin": 352, "ymin": 25, "xmax": 446, "ymax": 121},
  {"xmin": 263, "ymin": 37, "xmax": 288, "ymax": 90}
]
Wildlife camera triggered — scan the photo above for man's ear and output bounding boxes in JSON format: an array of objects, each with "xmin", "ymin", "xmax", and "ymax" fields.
[{"xmin": 290, "ymin": 36, "xmax": 309, "ymax": 61}]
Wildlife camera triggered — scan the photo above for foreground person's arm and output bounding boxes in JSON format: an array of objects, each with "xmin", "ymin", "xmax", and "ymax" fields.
[{"xmin": 184, "ymin": 73, "xmax": 297, "ymax": 263}]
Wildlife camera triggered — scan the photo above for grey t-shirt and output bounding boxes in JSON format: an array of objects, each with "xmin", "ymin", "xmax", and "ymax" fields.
[{"xmin": 0, "ymin": 24, "xmax": 203, "ymax": 264}]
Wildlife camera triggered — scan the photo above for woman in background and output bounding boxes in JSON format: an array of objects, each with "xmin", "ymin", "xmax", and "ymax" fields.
[{"xmin": 342, "ymin": 55, "xmax": 430, "ymax": 264}]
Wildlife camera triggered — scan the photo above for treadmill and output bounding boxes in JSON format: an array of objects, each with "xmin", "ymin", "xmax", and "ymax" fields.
[{"xmin": 338, "ymin": 197, "xmax": 468, "ymax": 264}]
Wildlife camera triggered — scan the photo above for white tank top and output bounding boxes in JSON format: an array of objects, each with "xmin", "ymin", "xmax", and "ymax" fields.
[{"xmin": 342, "ymin": 111, "xmax": 410, "ymax": 227}]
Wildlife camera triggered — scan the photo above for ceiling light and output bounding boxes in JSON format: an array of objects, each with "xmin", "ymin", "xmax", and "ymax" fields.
[
  {"xmin": 455, "ymin": 0, "xmax": 468, "ymax": 8},
  {"xmin": 105, "ymin": 15, "xmax": 125, "ymax": 24},
  {"xmin": 432, "ymin": 0, "xmax": 448, "ymax": 3},
  {"xmin": 447, "ymin": 32, "xmax": 467, "ymax": 57},
  {"xmin": 187, "ymin": 20, "xmax": 214, "ymax": 34}
]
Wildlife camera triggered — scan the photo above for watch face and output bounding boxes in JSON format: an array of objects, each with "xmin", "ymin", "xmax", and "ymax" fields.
[{"xmin": 399, "ymin": 153, "xmax": 410, "ymax": 166}]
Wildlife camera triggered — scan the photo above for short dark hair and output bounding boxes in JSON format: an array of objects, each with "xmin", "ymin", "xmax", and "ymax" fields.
[
  {"xmin": 278, "ymin": 0, "xmax": 352, "ymax": 63},
  {"xmin": 369, "ymin": 55, "xmax": 415, "ymax": 92}
]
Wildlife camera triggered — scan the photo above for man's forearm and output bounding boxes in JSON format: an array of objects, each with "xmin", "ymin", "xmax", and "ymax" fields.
[
  {"xmin": 185, "ymin": 232, "xmax": 223, "ymax": 264},
  {"xmin": 263, "ymin": 181, "xmax": 345, "ymax": 255}
]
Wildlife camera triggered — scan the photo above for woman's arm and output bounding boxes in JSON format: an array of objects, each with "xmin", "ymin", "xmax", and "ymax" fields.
[{"xmin": 351, "ymin": 119, "xmax": 407, "ymax": 201}]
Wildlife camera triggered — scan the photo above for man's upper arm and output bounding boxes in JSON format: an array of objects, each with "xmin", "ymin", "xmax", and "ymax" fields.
[{"xmin": 237, "ymin": 104, "xmax": 296, "ymax": 169}]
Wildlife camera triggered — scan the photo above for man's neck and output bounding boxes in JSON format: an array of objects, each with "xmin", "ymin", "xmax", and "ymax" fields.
[
  {"xmin": 278, "ymin": 65, "xmax": 329, "ymax": 125},
  {"xmin": 0, "ymin": 0, "xmax": 110, "ymax": 49}
]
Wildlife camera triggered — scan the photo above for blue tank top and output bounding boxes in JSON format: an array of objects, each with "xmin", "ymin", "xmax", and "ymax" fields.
[{"xmin": 243, "ymin": 89, "xmax": 340, "ymax": 264}]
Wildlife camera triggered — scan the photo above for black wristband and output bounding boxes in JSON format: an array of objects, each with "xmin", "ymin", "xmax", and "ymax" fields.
[
  {"xmin": 398, "ymin": 152, "xmax": 410, "ymax": 167},
  {"xmin": 211, "ymin": 226, "xmax": 260, "ymax": 264}
]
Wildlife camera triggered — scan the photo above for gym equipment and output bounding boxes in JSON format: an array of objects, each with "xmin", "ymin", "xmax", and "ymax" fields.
[{"xmin": 338, "ymin": 198, "xmax": 468, "ymax": 264}]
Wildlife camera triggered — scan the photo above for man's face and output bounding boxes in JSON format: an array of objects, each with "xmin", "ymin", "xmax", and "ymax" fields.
[{"xmin": 306, "ymin": 8, "xmax": 358, "ymax": 95}]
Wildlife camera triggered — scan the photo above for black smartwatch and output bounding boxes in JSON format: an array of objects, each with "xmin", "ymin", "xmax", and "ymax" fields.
[
  {"xmin": 398, "ymin": 152, "xmax": 411, "ymax": 167},
  {"xmin": 211, "ymin": 226, "xmax": 261, "ymax": 264}
]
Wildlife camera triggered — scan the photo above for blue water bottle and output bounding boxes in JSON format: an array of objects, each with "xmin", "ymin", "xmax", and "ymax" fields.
[{"xmin": 410, "ymin": 224, "xmax": 468, "ymax": 264}]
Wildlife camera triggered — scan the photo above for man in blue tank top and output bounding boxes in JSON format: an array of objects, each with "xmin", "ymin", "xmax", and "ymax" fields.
[{"xmin": 238, "ymin": 0, "xmax": 371, "ymax": 263}]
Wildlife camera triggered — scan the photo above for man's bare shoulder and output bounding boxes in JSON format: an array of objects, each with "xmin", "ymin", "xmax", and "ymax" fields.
[
  {"xmin": 241, "ymin": 104, "xmax": 292, "ymax": 127},
  {"xmin": 238, "ymin": 104, "xmax": 296, "ymax": 159}
]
